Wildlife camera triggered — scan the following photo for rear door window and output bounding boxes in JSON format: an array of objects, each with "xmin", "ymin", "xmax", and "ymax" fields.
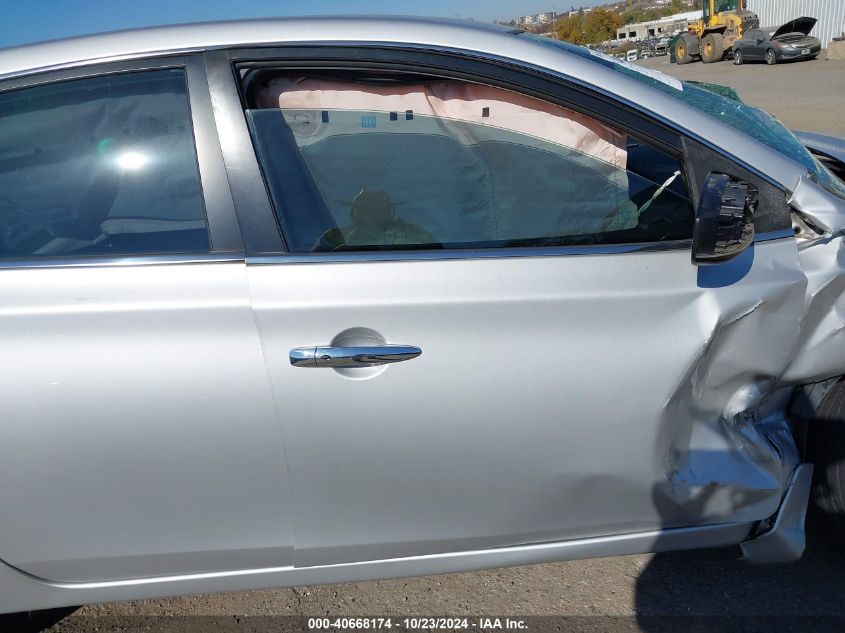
[{"xmin": 0, "ymin": 69, "xmax": 209, "ymax": 259}]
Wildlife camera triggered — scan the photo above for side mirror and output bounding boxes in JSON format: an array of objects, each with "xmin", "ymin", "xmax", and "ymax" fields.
[{"xmin": 692, "ymin": 172, "xmax": 757, "ymax": 265}]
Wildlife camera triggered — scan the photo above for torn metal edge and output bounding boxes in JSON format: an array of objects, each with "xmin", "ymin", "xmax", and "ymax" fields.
[{"xmin": 740, "ymin": 463, "xmax": 814, "ymax": 564}]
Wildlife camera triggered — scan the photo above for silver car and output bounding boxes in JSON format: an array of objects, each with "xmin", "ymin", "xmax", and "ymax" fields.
[{"xmin": 1, "ymin": 16, "xmax": 845, "ymax": 615}]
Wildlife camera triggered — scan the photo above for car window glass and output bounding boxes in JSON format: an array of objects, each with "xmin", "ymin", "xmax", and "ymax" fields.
[
  {"xmin": 0, "ymin": 69, "xmax": 209, "ymax": 259},
  {"xmin": 246, "ymin": 76, "xmax": 693, "ymax": 253},
  {"xmin": 527, "ymin": 34, "xmax": 845, "ymax": 200}
]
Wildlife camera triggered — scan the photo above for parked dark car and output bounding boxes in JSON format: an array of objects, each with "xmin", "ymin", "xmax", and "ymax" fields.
[{"xmin": 734, "ymin": 17, "xmax": 822, "ymax": 65}]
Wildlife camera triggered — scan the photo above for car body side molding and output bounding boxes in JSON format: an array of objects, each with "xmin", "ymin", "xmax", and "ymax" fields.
[{"xmin": 0, "ymin": 522, "xmax": 753, "ymax": 613}]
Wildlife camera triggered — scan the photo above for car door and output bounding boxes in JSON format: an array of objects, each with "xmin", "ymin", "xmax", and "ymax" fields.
[
  {"xmin": 212, "ymin": 47, "xmax": 806, "ymax": 569},
  {"xmin": 744, "ymin": 30, "xmax": 764, "ymax": 60},
  {"xmin": 0, "ymin": 57, "xmax": 294, "ymax": 583}
]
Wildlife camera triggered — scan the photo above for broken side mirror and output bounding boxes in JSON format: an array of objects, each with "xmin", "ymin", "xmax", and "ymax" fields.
[{"xmin": 693, "ymin": 172, "xmax": 758, "ymax": 265}]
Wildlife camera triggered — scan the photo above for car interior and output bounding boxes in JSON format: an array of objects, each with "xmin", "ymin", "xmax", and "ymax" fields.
[
  {"xmin": 240, "ymin": 69, "xmax": 695, "ymax": 253},
  {"xmin": 0, "ymin": 70, "xmax": 209, "ymax": 259}
]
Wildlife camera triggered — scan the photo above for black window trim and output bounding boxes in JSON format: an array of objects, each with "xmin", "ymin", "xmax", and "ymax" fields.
[
  {"xmin": 204, "ymin": 49, "xmax": 284, "ymax": 254},
  {"xmin": 0, "ymin": 54, "xmax": 244, "ymax": 268}
]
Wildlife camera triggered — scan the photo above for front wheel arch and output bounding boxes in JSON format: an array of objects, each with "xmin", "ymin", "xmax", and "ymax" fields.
[
  {"xmin": 766, "ymin": 48, "xmax": 778, "ymax": 65},
  {"xmin": 802, "ymin": 378, "xmax": 845, "ymax": 534}
]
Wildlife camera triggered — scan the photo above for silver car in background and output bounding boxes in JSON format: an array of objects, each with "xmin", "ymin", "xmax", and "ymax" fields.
[{"xmin": 1, "ymin": 16, "xmax": 845, "ymax": 614}]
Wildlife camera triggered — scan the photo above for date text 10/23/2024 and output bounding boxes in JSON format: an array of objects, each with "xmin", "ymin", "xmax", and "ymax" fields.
[{"xmin": 307, "ymin": 617, "xmax": 529, "ymax": 630}]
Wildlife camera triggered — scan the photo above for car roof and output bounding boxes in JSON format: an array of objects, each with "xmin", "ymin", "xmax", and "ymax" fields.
[
  {"xmin": 0, "ymin": 16, "xmax": 519, "ymax": 79},
  {"xmin": 0, "ymin": 15, "xmax": 808, "ymax": 194}
]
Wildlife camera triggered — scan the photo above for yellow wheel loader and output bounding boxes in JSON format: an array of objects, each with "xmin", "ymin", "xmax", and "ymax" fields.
[{"xmin": 673, "ymin": 0, "xmax": 760, "ymax": 64}]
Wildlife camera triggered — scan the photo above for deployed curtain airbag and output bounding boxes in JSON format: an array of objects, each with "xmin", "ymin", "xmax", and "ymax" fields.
[{"xmin": 256, "ymin": 78, "xmax": 637, "ymax": 247}]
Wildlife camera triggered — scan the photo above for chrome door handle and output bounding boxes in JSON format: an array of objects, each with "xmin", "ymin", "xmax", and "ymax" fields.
[{"xmin": 290, "ymin": 345, "xmax": 422, "ymax": 368}]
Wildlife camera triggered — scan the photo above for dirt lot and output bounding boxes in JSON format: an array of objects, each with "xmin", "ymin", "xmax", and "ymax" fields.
[
  {"xmin": 7, "ymin": 54, "xmax": 845, "ymax": 633},
  {"xmin": 637, "ymin": 55, "xmax": 845, "ymax": 137}
]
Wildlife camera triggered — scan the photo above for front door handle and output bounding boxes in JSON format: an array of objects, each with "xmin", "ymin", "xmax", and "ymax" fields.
[{"xmin": 290, "ymin": 345, "xmax": 422, "ymax": 368}]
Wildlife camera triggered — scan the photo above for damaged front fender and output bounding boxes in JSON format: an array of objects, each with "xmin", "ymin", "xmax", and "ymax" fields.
[
  {"xmin": 658, "ymin": 176, "xmax": 845, "ymax": 562},
  {"xmin": 731, "ymin": 173, "xmax": 845, "ymax": 561},
  {"xmin": 657, "ymin": 244, "xmax": 806, "ymax": 534},
  {"xmin": 783, "ymin": 175, "xmax": 845, "ymax": 384}
]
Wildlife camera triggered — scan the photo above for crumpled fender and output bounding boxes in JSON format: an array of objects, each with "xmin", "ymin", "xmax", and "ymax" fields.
[
  {"xmin": 793, "ymin": 130, "xmax": 845, "ymax": 166},
  {"xmin": 658, "ymin": 174, "xmax": 845, "ymax": 537},
  {"xmin": 657, "ymin": 251, "xmax": 806, "ymax": 526},
  {"xmin": 783, "ymin": 176, "xmax": 845, "ymax": 383}
]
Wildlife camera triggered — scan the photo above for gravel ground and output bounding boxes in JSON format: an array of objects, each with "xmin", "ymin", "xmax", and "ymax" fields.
[
  {"xmin": 5, "ymin": 53, "xmax": 845, "ymax": 633},
  {"xmin": 636, "ymin": 55, "xmax": 845, "ymax": 137}
]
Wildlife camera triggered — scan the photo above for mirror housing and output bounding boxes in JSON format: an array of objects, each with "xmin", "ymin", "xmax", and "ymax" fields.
[{"xmin": 693, "ymin": 172, "xmax": 757, "ymax": 265}]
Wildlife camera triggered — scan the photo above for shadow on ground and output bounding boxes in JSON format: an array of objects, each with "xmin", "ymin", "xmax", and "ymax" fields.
[
  {"xmin": 0, "ymin": 607, "xmax": 77, "ymax": 633},
  {"xmin": 634, "ymin": 512, "xmax": 844, "ymax": 627}
]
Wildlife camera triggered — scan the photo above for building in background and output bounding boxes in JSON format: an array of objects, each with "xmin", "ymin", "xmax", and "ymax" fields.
[
  {"xmin": 616, "ymin": 10, "xmax": 703, "ymax": 42},
  {"xmin": 748, "ymin": 0, "xmax": 845, "ymax": 47},
  {"xmin": 515, "ymin": 12, "xmax": 558, "ymax": 28}
]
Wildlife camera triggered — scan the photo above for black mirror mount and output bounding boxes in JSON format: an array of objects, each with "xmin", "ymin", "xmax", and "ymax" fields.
[{"xmin": 692, "ymin": 172, "xmax": 757, "ymax": 266}]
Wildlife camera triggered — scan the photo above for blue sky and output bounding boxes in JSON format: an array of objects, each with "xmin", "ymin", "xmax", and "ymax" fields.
[{"xmin": 0, "ymin": 0, "xmax": 605, "ymax": 48}]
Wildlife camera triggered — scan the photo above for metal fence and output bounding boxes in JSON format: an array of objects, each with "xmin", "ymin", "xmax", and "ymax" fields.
[{"xmin": 748, "ymin": 0, "xmax": 845, "ymax": 46}]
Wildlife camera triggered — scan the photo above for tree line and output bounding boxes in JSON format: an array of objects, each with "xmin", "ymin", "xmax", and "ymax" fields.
[{"xmin": 554, "ymin": 0, "xmax": 689, "ymax": 45}]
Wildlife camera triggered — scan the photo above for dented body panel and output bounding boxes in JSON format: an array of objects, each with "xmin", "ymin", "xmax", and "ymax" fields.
[
  {"xmin": 784, "ymin": 179, "xmax": 845, "ymax": 383},
  {"xmin": 243, "ymin": 239, "xmax": 809, "ymax": 569},
  {"xmin": 2, "ymin": 14, "xmax": 845, "ymax": 615}
]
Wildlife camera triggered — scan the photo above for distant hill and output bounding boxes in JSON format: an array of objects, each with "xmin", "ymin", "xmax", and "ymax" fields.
[{"xmin": 503, "ymin": 1, "xmax": 697, "ymax": 44}]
